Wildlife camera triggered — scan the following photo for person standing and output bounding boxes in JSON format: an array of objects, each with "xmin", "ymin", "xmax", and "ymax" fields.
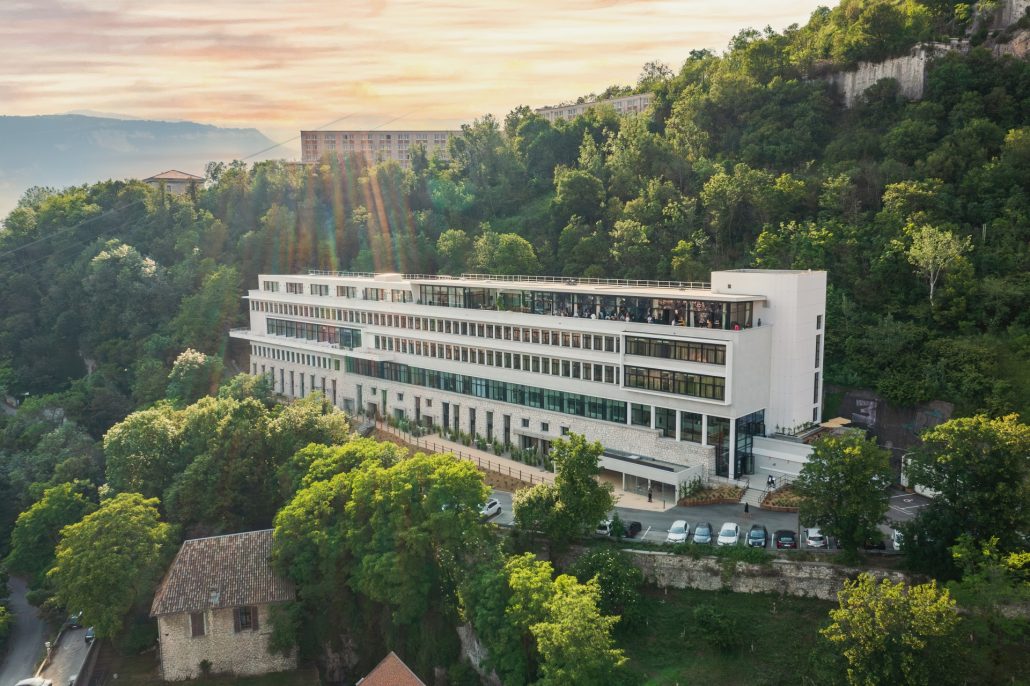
[
  {"xmin": 647, "ymin": 486, "xmax": 653, "ymax": 503},
  {"xmin": 744, "ymin": 501, "xmax": 750, "ymax": 519}
]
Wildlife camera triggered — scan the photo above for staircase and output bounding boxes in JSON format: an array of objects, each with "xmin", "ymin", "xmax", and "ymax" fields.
[{"xmin": 740, "ymin": 485, "xmax": 766, "ymax": 510}]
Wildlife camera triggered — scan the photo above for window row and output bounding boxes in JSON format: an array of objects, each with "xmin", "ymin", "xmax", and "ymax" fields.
[
  {"xmin": 625, "ymin": 336, "xmax": 726, "ymax": 365},
  {"xmin": 372, "ymin": 335, "xmax": 620, "ymax": 385},
  {"xmin": 417, "ymin": 285, "xmax": 756, "ymax": 330},
  {"xmin": 250, "ymin": 300, "xmax": 621, "ymax": 352},
  {"xmin": 251, "ymin": 344, "xmax": 340, "ymax": 371},
  {"xmin": 265, "ymin": 318, "xmax": 362, "ymax": 349},
  {"xmin": 345, "ymin": 358, "xmax": 628, "ymax": 424},
  {"xmin": 624, "ymin": 366, "xmax": 726, "ymax": 401}
]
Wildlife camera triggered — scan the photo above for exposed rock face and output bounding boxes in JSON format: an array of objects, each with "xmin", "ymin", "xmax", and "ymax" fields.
[
  {"xmin": 824, "ymin": 42, "xmax": 965, "ymax": 107},
  {"xmin": 562, "ymin": 546, "xmax": 914, "ymax": 602},
  {"xmin": 457, "ymin": 623, "xmax": 504, "ymax": 686}
]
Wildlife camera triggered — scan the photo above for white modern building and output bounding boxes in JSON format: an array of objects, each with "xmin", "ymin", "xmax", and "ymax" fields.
[
  {"xmin": 230, "ymin": 270, "xmax": 825, "ymax": 496},
  {"xmin": 535, "ymin": 92, "xmax": 654, "ymax": 123}
]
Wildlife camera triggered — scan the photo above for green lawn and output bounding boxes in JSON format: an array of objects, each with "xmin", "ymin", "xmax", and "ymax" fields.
[{"xmin": 620, "ymin": 586, "xmax": 839, "ymax": 686}]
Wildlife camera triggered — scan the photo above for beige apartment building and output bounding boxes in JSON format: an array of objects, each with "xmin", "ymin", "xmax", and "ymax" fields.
[
  {"xmin": 535, "ymin": 92, "xmax": 654, "ymax": 123},
  {"xmin": 300, "ymin": 130, "xmax": 458, "ymax": 168}
]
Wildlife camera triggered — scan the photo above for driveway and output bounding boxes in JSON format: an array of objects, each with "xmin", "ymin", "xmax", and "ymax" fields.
[
  {"xmin": 40, "ymin": 627, "xmax": 90, "ymax": 686},
  {"xmin": 0, "ymin": 577, "xmax": 47, "ymax": 686}
]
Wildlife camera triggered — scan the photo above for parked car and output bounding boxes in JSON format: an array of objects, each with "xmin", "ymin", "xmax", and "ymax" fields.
[
  {"xmin": 479, "ymin": 498, "xmax": 501, "ymax": 519},
  {"xmin": 746, "ymin": 524, "xmax": 769, "ymax": 548},
  {"xmin": 85, "ymin": 626, "xmax": 95, "ymax": 643},
  {"xmin": 892, "ymin": 529, "xmax": 904, "ymax": 551},
  {"xmin": 804, "ymin": 528, "xmax": 827, "ymax": 548},
  {"xmin": 16, "ymin": 679, "xmax": 53, "ymax": 686},
  {"xmin": 862, "ymin": 535, "xmax": 887, "ymax": 550},
  {"xmin": 67, "ymin": 610, "xmax": 83, "ymax": 628},
  {"xmin": 717, "ymin": 522, "xmax": 740, "ymax": 546},
  {"xmin": 625, "ymin": 521, "xmax": 643, "ymax": 538},
  {"xmin": 596, "ymin": 520, "xmax": 613, "ymax": 536},
  {"xmin": 666, "ymin": 520, "xmax": 689, "ymax": 544},
  {"xmin": 692, "ymin": 522, "xmax": 714, "ymax": 544},
  {"xmin": 774, "ymin": 529, "xmax": 798, "ymax": 549}
]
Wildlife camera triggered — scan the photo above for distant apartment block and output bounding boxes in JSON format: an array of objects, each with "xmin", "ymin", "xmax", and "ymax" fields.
[
  {"xmin": 535, "ymin": 92, "xmax": 654, "ymax": 123},
  {"xmin": 300, "ymin": 130, "xmax": 459, "ymax": 169}
]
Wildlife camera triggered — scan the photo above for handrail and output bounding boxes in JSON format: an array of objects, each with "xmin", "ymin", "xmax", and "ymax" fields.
[
  {"xmin": 307, "ymin": 270, "xmax": 377, "ymax": 278},
  {"xmin": 459, "ymin": 273, "xmax": 711, "ymax": 290}
]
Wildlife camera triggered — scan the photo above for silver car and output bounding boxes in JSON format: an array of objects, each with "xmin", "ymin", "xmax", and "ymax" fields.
[
  {"xmin": 666, "ymin": 520, "xmax": 689, "ymax": 544},
  {"xmin": 717, "ymin": 522, "xmax": 740, "ymax": 546}
]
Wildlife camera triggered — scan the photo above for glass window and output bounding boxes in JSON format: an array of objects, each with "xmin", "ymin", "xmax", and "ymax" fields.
[
  {"xmin": 680, "ymin": 412, "xmax": 703, "ymax": 443},
  {"xmin": 654, "ymin": 407, "xmax": 676, "ymax": 438},
  {"xmin": 630, "ymin": 403, "xmax": 651, "ymax": 427}
]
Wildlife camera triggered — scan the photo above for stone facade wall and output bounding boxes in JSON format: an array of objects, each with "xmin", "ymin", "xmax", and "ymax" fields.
[
  {"xmin": 566, "ymin": 547, "xmax": 912, "ymax": 601},
  {"xmin": 991, "ymin": 0, "xmax": 1030, "ymax": 29},
  {"xmin": 157, "ymin": 604, "xmax": 296, "ymax": 681},
  {"xmin": 825, "ymin": 43, "xmax": 962, "ymax": 107}
]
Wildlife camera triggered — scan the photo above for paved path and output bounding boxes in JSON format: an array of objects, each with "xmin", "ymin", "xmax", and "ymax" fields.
[
  {"xmin": 41, "ymin": 627, "xmax": 90, "ymax": 686},
  {"xmin": 0, "ymin": 577, "xmax": 46, "ymax": 686}
]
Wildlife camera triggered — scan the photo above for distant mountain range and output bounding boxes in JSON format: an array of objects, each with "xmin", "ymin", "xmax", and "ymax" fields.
[{"xmin": 0, "ymin": 114, "xmax": 280, "ymax": 217}]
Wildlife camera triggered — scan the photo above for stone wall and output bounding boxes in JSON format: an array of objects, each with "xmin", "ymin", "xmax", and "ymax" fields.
[
  {"xmin": 824, "ymin": 42, "xmax": 963, "ymax": 107},
  {"xmin": 157, "ymin": 604, "xmax": 296, "ymax": 681},
  {"xmin": 566, "ymin": 547, "xmax": 912, "ymax": 601},
  {"xmin": 990, "ymin": 0, "xmax": 1030, "ymax": 29}
]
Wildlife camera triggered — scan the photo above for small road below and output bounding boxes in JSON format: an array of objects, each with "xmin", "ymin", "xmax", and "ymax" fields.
[
  {"xmin": 40, "ymin": 627, "xmax": 90, "ymax": 686},
  {"xmin": 0, "ymin": 577, "xmax": 47, "ymax": 686}
]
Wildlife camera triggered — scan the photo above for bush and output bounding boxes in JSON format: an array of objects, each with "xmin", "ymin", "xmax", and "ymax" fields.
[{"xmin": 693, "ymin": 604, "xmax": 740, "ymax": 652}]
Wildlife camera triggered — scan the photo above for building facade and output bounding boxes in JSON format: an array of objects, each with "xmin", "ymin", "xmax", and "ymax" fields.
[
  {"xmin": 143, "ymin": 170, "xmax": 204, "ymax": 196},
  {"xmin": 300, "ymin": 130, "xmax": 458, "ymax": 168},
  {"xmin": 535, "ymin": 92, "xmax": 654, "ymax": 123},
  {"xmin": 150, "ymin": 530, "xmax": 296, "ymax": 681},
  {"xmin": 231, "ymin": 270, "xmax": 825, "ymax": 494}
]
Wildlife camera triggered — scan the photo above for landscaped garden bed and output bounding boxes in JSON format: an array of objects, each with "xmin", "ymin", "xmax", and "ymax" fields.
[
  {"xmin": 678, "ymin": 483, "xmax": 744, "ymax": 506},
  {"xmin": 762, "ymin": 485, "xmax": 802, "ymax": 511}
]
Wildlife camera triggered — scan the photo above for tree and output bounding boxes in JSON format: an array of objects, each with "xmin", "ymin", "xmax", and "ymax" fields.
[
  {"xmin": 513, "ymin": 433, "xmax": 614, "ymax": 547},
  {"xmin": 48, "ymin": 493, "xmax": 171, "ymax": 638},
  {"xmin": 905, "ymin": 224, "xmax": 972, "ymax": 306},
  {"xmin": 821, "ymin": 573, "xmax": 959, "ymax": 686},
  {"xmin": 436, "ymin": 229, "xmax": 473, "ymax": 275},
  {"xmin": 569, "ymin": 548, "xmax": 644, "ymax": 630},
  {"xmin": 532, "ymin": 574, "xmax": 627, "ymax": 686},
  {"xmin": 794, "ymin": 432, "xmax": 891, "ymax": 553},
  {"xmin": 6, "ymin": 482, "xmax": 96, "ymax": 584},
  {"xmin": 166, "ymin": 348, "xmax": 223, "ymax": 407},
  {"xmin": 103, "ymin": 403, "xmax": 185, "ymax": 498},
  {"xmin": 905, "ymin": 415, "xmax": 1030, "ymax": 567}
]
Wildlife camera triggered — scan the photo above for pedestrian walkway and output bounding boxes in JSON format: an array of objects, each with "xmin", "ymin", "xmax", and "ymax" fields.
[{"xmin": 376, "ymin": 422, "xmax": 672, "ymax": 511}]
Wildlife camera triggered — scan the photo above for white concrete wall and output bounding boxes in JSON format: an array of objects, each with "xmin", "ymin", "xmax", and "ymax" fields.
[
  {"xmin": 711, "ymin": 270, "xmax": 826, "ymax": 436},
  {"xmin": 157, "ymin": 605, "xmax": 295, "ymax": 681}
]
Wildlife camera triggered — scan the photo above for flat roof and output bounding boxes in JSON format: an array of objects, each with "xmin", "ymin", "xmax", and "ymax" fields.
[{"xmin": 264, "ymin": 271, "xmax": 766, "ymax": 302}]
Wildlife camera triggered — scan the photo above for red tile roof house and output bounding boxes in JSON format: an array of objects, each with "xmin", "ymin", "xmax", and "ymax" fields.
[
  {"xmin": 150, "ymin": 530, "xmax": 297, "ymax": 681},
  {"xmin": 357, "ymin": 651, "xmax": 426, "ymax": 686}
]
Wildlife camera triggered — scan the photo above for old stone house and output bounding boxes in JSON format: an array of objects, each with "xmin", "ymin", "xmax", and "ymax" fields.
[
  {"xmin": 150, "ymin": 529, "xmax": 296, "ymax": 681},
  {"xmin": 357, "ymin": 651, "xmax": 426, "ymax": 686}
]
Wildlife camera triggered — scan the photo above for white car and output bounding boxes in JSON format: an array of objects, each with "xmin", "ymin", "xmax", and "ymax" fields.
[
  {"xmin": 480, "ymin": 498, "xmax": 501, "ymax": 518},
  {"xmin": 892, "ymin": 529, "xmax": 904, "ymax": 551},
  {"xmin": 666, "ymin": 520, "xmax": 689, "ymax": 544},
  {"xmin": 596, "ymin": 520, "xmax": 613, "ymax": 536},
  {"xmin": 17, "ymin": 679, "xmax": 54, "ymax": 686},
  {"xmin": 717, "ymin": 522, "xmax": 740, "ymax": 546},
  {"xmin": 805, "ymin": 527, "xmax": 827, "ymax": 548}
]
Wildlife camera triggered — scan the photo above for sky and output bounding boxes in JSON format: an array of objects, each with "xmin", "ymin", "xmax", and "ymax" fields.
[{"xmin": 1, "ymin": 0, "xmax": 828, "ymax": 152}]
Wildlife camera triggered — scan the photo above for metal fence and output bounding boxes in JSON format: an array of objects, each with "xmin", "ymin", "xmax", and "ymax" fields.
[{"xmin": 376, "ymin": 421, "xmax": 554, "ymax": 486}]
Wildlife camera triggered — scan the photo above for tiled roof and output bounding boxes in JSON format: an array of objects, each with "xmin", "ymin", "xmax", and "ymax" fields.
[
  {"xmin": 357, "ymin": 652, "xmax": 426, "ymax": 686},
  {"xmin": 150, "ymin": 529, "xmax": 294, "ymax": 617},
  {"xmin": 144, "ymin": 169, "xmax": 204, "ymax": 181}
]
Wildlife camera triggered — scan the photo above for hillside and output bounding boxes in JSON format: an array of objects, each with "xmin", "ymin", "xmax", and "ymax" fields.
[{"xmin": 0, "ymin": 114, "xmax": 276, "ymax": 214}]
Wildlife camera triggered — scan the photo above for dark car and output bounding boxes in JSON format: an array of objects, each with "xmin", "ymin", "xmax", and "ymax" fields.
[
  {"xmin": 774, "ymin": 529, "xmax": 798, "ymax": 549},
  {"xmin": 862, "ymin": 536, "xmax": 887, "ymax": 550},
  {"xmin": 625, "ymin": 521, "xmax": 643, "ymax": 538},
  {"xmin": 693, "ymin": 522, "xmax": 714, "ymax": 544},
  {"xmin": 746, "ymin": 524, "xmax": 769, "ymax": 548},
  {"xmin": 84, "ymin": 626, "xmax": 95, "ymax": 643},
  {"xmin": 67, "ymin": 611, "xmax": 83, "ymax": 628}
]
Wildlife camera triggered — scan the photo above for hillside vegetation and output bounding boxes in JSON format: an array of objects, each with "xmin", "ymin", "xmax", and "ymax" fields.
[{"xmin": 0, "ymin": 0, "xmax": 1027, "ymax": 445}]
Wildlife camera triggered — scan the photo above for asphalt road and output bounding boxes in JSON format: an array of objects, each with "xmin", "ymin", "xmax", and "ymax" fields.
[
  {"xmin": 489, "ymin": 487, "xmax": 914, "ymax": 551},
  {"xmin": 41, "ymin": 626, "xmax": 90, "ymax": 686},
  {"xmin": 0, "ymin": 577, "xmax": 47, "ymax": 686}
]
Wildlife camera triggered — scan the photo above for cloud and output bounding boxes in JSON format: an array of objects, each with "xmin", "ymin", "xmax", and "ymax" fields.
[{"xmin": 0, "ymin": 0, "xmax": 825, "ymax": 136}]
